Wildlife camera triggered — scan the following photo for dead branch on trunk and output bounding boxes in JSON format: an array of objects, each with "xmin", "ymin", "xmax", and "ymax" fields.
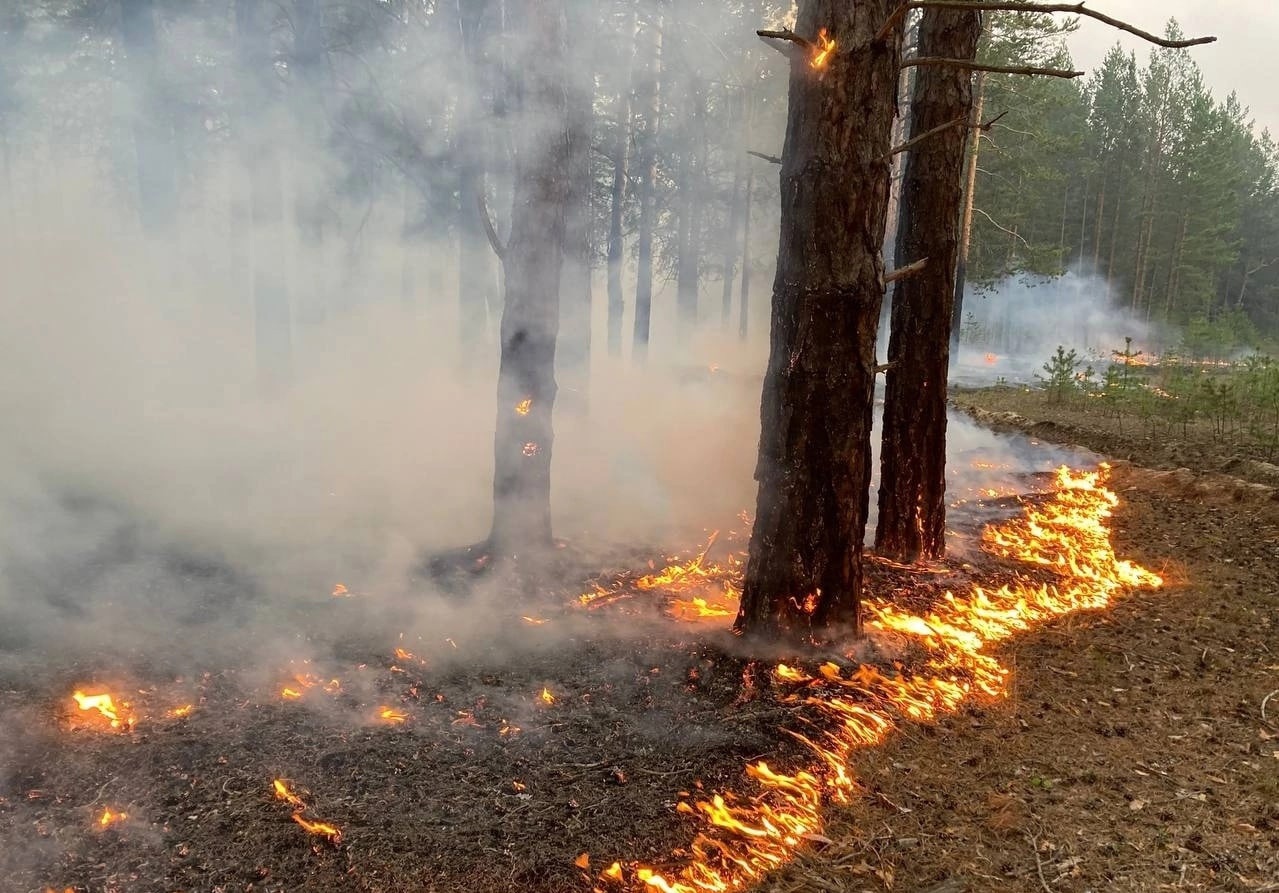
[
  {"xmin": 755, "ymin": 28, "xmax": 813, "ymax": 50},
  {"xmin": 903, "ymin": 57, "xmax": 1084, "ymax": 78},
  {"xmin": 895, "ymin": 2, "xmax": 1215, "ymax": 49},
  {"xmin": 884, "ymin": 257, "xmax": 929, "ymax": 283},
  {"xmin": 885, "ymin": 110, "xmax": 1009, "ymax": 159},
  {"xmin": 747, "ymin": 150, "xmax": 782, "ymax": 165},
  {"xmin": 974, "ymin": 207, "xmax": 1030, "ymax": 246},
  {"xmin": 476, "ymin": 190, "xmax": 506, "ymax": 261}
]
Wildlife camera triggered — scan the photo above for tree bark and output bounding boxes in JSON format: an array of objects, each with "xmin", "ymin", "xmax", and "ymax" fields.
[
  {"xmin": 736, "ymin": 0, "xmax": 906, "ymax": 641},
  {"xmin": 488, "ymin": 0, "xmax": 570, "ymax": 554},
  {"xmin": 949, "ymin": 69, "xmax": 984, "ymax": 366},
  {"xmin": 631, "ymin": 12, "xmax": 663, "ymax": 362},
  {"xmin": 875, "ymin": 3, "xmax": 982, "ymax": 563},
  {"xmin": 605, "ymin": 0, "xmax": 637, "ymax": 357},
  {"xmin": 457, "ymin": 0, "xmax": 496, "ymax": 359},
  {"xmin": 120, "ymin": 0, "xmax": 177, "ymax": 236}
]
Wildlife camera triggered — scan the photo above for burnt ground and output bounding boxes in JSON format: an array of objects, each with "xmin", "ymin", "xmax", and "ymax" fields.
[{"xmin": 2, "ymin": 410, "xmax": 1278, "ymax": 892}]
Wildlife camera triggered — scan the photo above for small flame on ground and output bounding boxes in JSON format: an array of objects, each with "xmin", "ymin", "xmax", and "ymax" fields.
[
  {"xmin": 273, "ymin": 779, "xmax": 306, "ymax": 810},
  {"xmin": 515, "ymin": 397, "xmax": 532, "ymax": 416},
  {"xmin": 331, "ymin": 583, "xmax": 350, "ymax": 597},
  {"xmin": 521, "ymin": 615, "xmax": 550, "ymax": 625},
  {"xmin": 984, "ymin": 352, "xmax": 998, "ymax": 365},
  {"xmin": 72, "ymin": 691, "xmax": 134, "ymax": 731},
  {"xmin": 539, "ymin": 687, "xmax": 556, "ymax": 705},
  {"xmin": 97, "ymin": 807, "xmax": 127, "ymax": 829},
  {"xmin": 599, "ymin": 464, "xmax": 1163, "ymax": 891},
  {"xmin": 167, "ymin": 704, "xmax": 194, "ymax": 718},
  {"xmin": 378, "ymin": 706, "xmax": 408, "ymax": 724},
  {"xmin": 574, "ymin": 852, "xmax": 591, "ymax": 869},
  {"xmin": 811, "ymin": 28, "xmax": 836, "ymax": 69},
  {"xmin": 292, "ymin": 813, "xmax": 342, "ymax": 844}
]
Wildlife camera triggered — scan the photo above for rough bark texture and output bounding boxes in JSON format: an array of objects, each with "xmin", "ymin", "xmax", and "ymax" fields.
[
  {"xmin": 876, "ymin": 5, "xmax": 982, "ymax": 563},
  {"xmin": 120, "ymin": 0, "xmax": 177, "ymax": 236},
  {"xmin": 631, "ymin": 14, "xmax": 662, "ymax": 362},
  {"xmin": 736, "ymin": 1, "xmax": 906, "ymax": 641},
  {"xmin": 488, "ymin": 0, "xmax": 570, "ymax": 554}
]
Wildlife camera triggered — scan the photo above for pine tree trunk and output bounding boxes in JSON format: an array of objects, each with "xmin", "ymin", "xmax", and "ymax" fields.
[
  {"xmin": 235, "ymin": 0, "xmax": 292, "ymax": 390},
  {"xmin": 489, "ymin": 0, "xmax": 570, "ymax": 555},
  {"xmin": 121, "ymin": 0, "xmax": 178, "ymax": 236},
  {"xmin": 558, "ymin": 0, "xmax": 595, "ymax": 413},
  {"xmin": 605, "ymin": 0, "xmax": 637, "ymax": 357},
  {"xmin": 457, "ymin": 0, "xmax": 494, "ymax": 358},
  {"xmin": 736, "ymin": 1, "xmax": 906, "ymax": 641},
  {"xmin": 720, "ymin": 94, "xmax": 747, "ymax": 331},
  {"xmin": 631, "ymin": 13, "xmax": 662, "ymax": 362},
  {"xmin": 949, "ymin": 70, "xmax": 984, "ymax": 366},
  {"xmin": 738, "ymin": 164, "xmax": 754, "ymax": 341},
  {"xmin": 675, "ymin": 80, "xmax": 706, "ymax": 336},
  {"xmin": 875, "ymin": 4, "xmax": 981, "ymax": 564}
]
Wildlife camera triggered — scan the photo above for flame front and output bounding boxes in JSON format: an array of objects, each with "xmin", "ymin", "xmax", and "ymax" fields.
[
  {"xmin": 378, "ymin": 706, "xmax": 408, "ymax": 724},
  {"xmin": 72, "ymin": 690, "xmax": 134, "ymax": 731},
  {"xmin": 273, "ymin": 779, "xmax": 342, "ymax": 844},
  {"xmin": 602, "ymin": 464, "xmax": 1163, "ymax": 891},
  {"xmin": 810, "ymin": 28, "xmax": 836, "ymax": 70},
  {"xmin": 98, "ymin": 807, "xmax": 127, "ymax": 829}
]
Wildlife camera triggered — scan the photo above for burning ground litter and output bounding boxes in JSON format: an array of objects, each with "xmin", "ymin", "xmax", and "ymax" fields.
[{"xmin": 0, "ymin": 464, "xmax": 1164, "ymax": 892}]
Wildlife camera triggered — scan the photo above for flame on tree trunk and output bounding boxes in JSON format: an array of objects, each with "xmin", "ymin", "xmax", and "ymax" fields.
[
  {"xmin": 736, "ymin": 1, "xmax": 906, "ymax": 641},
  {"xmin": 876, "ymin": 4, "xmax": 982, "ymax": 563},
  {"xmin": 488, "ymin": 0, "xmax": 570, "ymax": 555}
]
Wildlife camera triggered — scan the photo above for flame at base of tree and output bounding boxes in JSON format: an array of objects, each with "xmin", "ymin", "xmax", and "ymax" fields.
[{"xmin": 596, "ymin": 464, "xmax": 1162, "ymax": 891}]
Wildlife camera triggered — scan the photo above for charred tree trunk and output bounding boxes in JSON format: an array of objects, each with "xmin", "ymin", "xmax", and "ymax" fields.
[
  {"xmin": 632, "ymin": 13, "xmax": 662, "ymax": 362},
  {"xmin": 736, "ymin": 1, "xmax": 906, "ymax": 641},
  {"xmin": 488, "ymin": 0, "xmax": 570, "ymax": 555},
  {"xmin": 605, "ymin": 0, "xmax": 637, "ymax": 357},
  {"xmin": 557, "ymin": 0, "xmax": 595, "ymax": 412},
  {"xmin": 235, "ymin": 0, "xmax": 292, "ymax": 390},
  {"xmin": 875, "ymin": 4, "xmax": 982, "ymax": 564},
  {"xmin": 120, "ymin": 0, "xmax": 177, "ymax": 236},
  {"xmin": 949, "ymin": 70, "xmax": 984, "ymax": 366}
]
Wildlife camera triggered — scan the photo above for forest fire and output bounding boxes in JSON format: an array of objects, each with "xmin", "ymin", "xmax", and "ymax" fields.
[
  {"xmin": 377, "ymin": 706, "xmax": 408, "ymax": 724},
  {"xmin": 71, "ymin": 690, "xmax": 135, "ymax": 731},
  {"xmin": 96, "ymin": 807, "xmax": 127, "ymax": 829},
  {"xmin": 515, "ymin": 397, "xmax": 532, "ymax": 415},
  {"xmin": 273, "ymin": 780, "xmax": 342, "ymax": 844},
  {"xmin": 597, "ymin": 464, "xmax": 1162, "ymax": 891},
  {"xmin": 810, "ymin": 28, "xmax": 836, "ymax": 70},
  {"xmin": 539, "ymin": 686, "xmax": 557, "ymax": 705}
]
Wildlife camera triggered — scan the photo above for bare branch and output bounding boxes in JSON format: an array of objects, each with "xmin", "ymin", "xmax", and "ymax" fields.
[
  {"xmin": 756, "ymin": 27, "xmax": 812, "ymax": 50},
  {"xmin": 898, "ymin": 2, "xmax": 1215, "ymax": 49},
  {"xmin": 904, "ymin": 57, "xmax": 1084, "ymax": 78},
  {"xmin": 476, "ymin": 190, "xmax": 506, "ymax": 261},
  {"xmin": 876, "ymin": 2, "xmax": 913, "ymax": 44},
  {"xmin": 748, "ymin": 149, "xmax": 782, "ymax": 165},
  {"xmin": 887, "ymin": 116, "xmax": 968, "ymax": 159},
  {"xmin": 974, "ymin": 207, "xmax": 1030, "ymax": 247},
  {"xmin": 885, "ymin": 257, "xmax": 930, "ymax": 284}
]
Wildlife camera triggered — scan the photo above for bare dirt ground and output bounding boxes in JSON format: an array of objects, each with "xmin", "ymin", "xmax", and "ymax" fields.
[{"xmin": 749, "ymin": 391, "xmax": 1279, "ymax": 893}]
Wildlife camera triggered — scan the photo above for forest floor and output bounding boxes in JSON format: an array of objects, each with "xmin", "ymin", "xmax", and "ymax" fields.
[
  {"xmin": 754, "ymin": 388, "xmax": 1278, "ymax": 893},
  {"xmin": 2, "ymin": 394, "xmax": 1277, "ymax": 893}
]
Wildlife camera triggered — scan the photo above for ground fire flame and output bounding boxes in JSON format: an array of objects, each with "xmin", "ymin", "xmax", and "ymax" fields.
[
  {"xmin": 71, "ymin": 691, "xmax": 135, "ymax": 732},
  {"xmin": 272, "ymin": 779, "xmax": 342, "ymax": 845},
  {"xmin": 592, "ymin": 464, "xmax": 1162, "ymax": 892}
]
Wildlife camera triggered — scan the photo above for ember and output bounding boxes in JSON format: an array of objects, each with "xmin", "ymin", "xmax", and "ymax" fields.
[
  {"xmin": 377, "ymin": 706, "xmax": 408, "ymax": 724},
  {"xmin": 97, "ymin": 807, "xmax": 126, "ymax": 829},
  {"xmin": 514, "ymin": 397, "xmax": 532, "ymax": 416},
  {"xmin": 811, "ymin": 28, "xmax": 836, "ymax": 70},
  {"xmin": 522, "ymin": 441, "xmax": 540, "ymax": 457},
  {"xmin": 539, "ymin": 687, "xmax": 556, "ymax": 705},
  {"xmin": 167, "ymin": 704, "xmax": 194, "ymax": 718},
  {"xmin": 71, "ymin": 690, "xmax": 135, "ymax": 731},
  {"xmin": 331, "ymin": 583, "xmax": 350, "ymax": 597}
]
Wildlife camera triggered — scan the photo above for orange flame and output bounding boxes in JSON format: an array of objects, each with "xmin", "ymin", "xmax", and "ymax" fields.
[
  {"xmin": 984, "ymin": 352, "xmax": 998, "ymax": 365},
  {"xmin": 598, "ymin": 464, "xmax": 1162, "ymax": 891},
  {"xmin": 811, "ymin": 28, "xmax": 836, "ymax": 70},
  {"xmin": 331, "ymin": 583, "xmax": 350, "ymax": 597},
  {"xmin": 515, "ymin": 397, "xmax": 533, "ymax": 416},
  {"xmin": 378, "ymin": 706, "xmax": 408, "ymax": 724},
  {"xmin": 539, "ymin": 687, "xmax": 556, "ymax": 705},
  {"xmin": 272, "ymin": 779, "xmax": 306, "ymax": 810},
  {"xmin": 98, "ymin": 807, "xmax": 127, "ymax": 829},
  {"xmin": 167, "ymin": 704, "xmax": 194, "ymax": 718},
  {"xmin": 292, "ymin": 813, "xmax": 342, "ymax": 844},
  {"xmin": 72, "ymin": 691, "xmax": 135, "ymax": 731},
  {"xmin": 521, "ymin": 615, "xmax": 550, "ymax": 625}
]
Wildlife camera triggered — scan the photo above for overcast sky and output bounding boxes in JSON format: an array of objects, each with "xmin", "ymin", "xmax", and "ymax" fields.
[{"xmin": 1064, "ymin": 0, "xmax": 1279, "ymax": 138}]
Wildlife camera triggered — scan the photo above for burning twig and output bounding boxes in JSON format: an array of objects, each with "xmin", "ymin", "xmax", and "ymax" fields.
[
  {"xmin": 272, "ymin": 779, "xmax": 342, "ymax": 845},
  {"xmin": 97, "ymin": 806, "xmax": 127, "ymax": 829}
]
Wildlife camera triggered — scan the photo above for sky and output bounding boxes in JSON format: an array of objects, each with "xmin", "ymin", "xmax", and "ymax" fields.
[{"xmin": 1064, "ymin": 0, "xmax": 1279, "ymax": 138}]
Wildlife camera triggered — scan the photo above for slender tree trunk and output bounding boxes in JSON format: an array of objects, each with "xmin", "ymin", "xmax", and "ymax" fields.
[
  {"xmin": 876, "ymin": 3, "xmax": 981, "ymax": 564},
  {"xmin": 1092, "ymin": 181, "xmax": 1105, "ymax": 271},
  {"xmin": 738, "ymin": 163, "xmax": 754, "ymax": 341},
  {"xmin": 631, "ymin": 13, "xmax": 662, "ymax": 362},
  {"xmin": 489, "ymin": 0, "xmax": 570, "ymax": 554},
  {"xmin": 675, "ymin": 80, "xmax": 706, "ymax": 336},
  {"xmin": 949, "ymin": 70, "xmax": 984, "ymax": 367},
  {"xmin": 457, "ymin": 0, "xmax": 494, "ymax": 359},
  {"xmin": 557, "ymin": 0, "xmax": 595, "ymax": 413},
  {"xmin": 605, "ymin": 0, "xmax": 637, "ymax": 357},
  {"xmin": 720, "ymin": 93, "xmax": 747, "ymax": 331},
  {"xmin": 120, "ymin": 0, "xmax": 177, "ymax": 236},
  {"xmin": 235, "ymin": 0, "xmax": 292, "ymax": 390},
  {"xmin": 736, "ymin": 1, "xmax": 906, "ymax": 641}
]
